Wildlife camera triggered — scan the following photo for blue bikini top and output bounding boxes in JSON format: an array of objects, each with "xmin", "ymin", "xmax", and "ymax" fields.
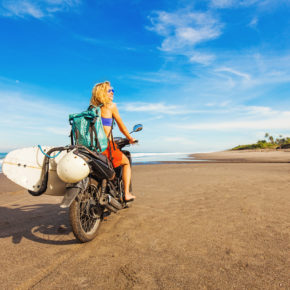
[{"xmin": 101, "ymin": 117, "xmax": 113, "ymax": 126}]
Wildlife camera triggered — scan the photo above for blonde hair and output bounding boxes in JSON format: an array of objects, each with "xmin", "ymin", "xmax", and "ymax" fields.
[{"xmin": 90, "ymin": 81, "xmax": 111, "ymax": 106}]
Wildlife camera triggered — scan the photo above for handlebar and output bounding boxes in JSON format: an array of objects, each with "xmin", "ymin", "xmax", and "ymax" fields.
[{"xmin": 114, "ymin": 138, "xmax": 138, "ymax": 149}]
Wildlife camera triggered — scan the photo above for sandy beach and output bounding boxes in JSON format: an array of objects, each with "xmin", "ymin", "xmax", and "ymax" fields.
[
  {"xmin": 192, "ymin": 149, "xmax": 290, "ymax": 163},
  {"xmin": 0, "ymin": 151, "xmax": 289, "ymax": 289}
]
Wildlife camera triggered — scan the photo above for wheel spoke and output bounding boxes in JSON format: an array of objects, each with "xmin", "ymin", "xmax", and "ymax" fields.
[{"xmin": 78, "ymin": 182, "xmax": 102, "ymax": 233}]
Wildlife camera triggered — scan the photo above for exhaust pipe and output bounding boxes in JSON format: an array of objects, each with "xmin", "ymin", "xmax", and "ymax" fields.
[
  {"xmin": 99, "ymin": 179, "xmax": 123, "ymax": 212},
  {"xmin": 108, "ymin": 195, "xmax": 123, "ymax": 210},
  {"xmin": 104, "ymin": 203, "xmax": 118, "ymax": 213},
  {"xmin": 99, "ymin": 194, "xmax": 123, "ymax": 212}
]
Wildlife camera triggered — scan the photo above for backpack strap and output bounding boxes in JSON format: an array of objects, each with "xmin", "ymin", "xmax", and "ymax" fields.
[
  {"xmin": 69, "ymin": 119, "xmax": 76, "ymax": 145},
  {"xmin": 72, "ymin": 126, "xmax": 79, "ymax": 145},
  {"xmin": 89, "ymin": 125, "xmax": 94, "ymax": 148},
  {"xmin": 109, "ymin": 118, "xmax": 115, "ymax": 150},
  {"xmin": 70, "ymin": 129, "xmax": 74, "ymax": 145},
  {"xmin": 106, "ymin": 118, "xmax": 115, "ymax": 162},
  {"xmin": 108, "ymin": 140, "xmax": 113, "ymax": 163},
  {"xmin": 88, "ymin": 104, "xmax": 103, "ymax": 110},
  {"xmin": 90, "ymin": 118, "xmax": 102, "ymax": 152}
]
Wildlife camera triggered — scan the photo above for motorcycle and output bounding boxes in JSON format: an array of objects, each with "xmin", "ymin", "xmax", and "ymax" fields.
[{"xmin": 28, "ymin": 124, "xmax": 143, "ymax": 243}]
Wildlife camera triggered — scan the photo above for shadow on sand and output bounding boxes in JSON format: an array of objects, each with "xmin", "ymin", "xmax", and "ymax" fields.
[{"xmin": 0, "ymin": 203, "xmax": 78, "ymax": 245}]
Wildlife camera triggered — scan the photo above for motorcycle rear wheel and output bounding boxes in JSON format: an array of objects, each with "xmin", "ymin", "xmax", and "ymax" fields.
[{"xmin": 69, "ymin": 178, "xmax": 103, "ymax": 243}]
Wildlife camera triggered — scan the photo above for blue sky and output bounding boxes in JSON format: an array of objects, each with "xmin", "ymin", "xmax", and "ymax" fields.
[{"xmin": 0, "ymin": 0, "xmax": 290, "ymax": 153}]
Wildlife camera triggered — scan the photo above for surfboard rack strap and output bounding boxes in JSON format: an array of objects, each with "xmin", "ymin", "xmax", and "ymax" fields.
[
  {"xmin": 28, "ymin": 146, "xmax": 72, "ymax": 196},
  {"xmin": 38, "ymin": 145, "xmax": 62, "ymax": 159}
]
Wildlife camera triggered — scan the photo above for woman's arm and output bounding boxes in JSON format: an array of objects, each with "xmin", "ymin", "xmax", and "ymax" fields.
[{"xmin": 112, "ymin": 103, "xmax": 135, "ymax": 142}]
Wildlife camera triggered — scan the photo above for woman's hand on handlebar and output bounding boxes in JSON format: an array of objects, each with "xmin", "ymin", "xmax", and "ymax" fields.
[{"xmin": 129, "ymin": 137, "xmax": 137, "ymax": 144}]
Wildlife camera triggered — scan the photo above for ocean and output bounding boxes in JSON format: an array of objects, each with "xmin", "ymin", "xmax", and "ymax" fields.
[
  {"xmin": 0, "ymin": 153, "xmax": 7, "ymax": 173},
  {"xmin": 131, "ymin": 152, "xmax": 194, "ymax": 164},
  {"xmin": 0, "ymin": 152, "xmax": 196, "ymax": 173}
]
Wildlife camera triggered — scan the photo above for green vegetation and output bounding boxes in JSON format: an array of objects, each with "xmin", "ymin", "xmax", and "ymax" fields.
[{"xmin": 232, "ymin": 133, "xmax": 290, "ymax": 150}]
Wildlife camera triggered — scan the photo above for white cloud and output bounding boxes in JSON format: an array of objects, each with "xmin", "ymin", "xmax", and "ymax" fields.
[
  {"xmin": 175, "ymin": 110, "xmax": 290, "ymax": 130},
  {"xmin": 119, "ymin": 101, "xmax": 221, "ymax": 115},
  {"xmin": 210, "ymin": 0, "xmax": 236, "ymax": 8},
  {"xmin": 249, "ymin": 16, "xmax": 258, "ymax": 28},
  {"xmin": 216, "ymin": 67, "xmax": 251, "ymax": 80},
  {"xmin": 126, "ymin": 70, "xmax": 190, "ymax": 84},
  {"xmin": 147, "ymin": 9, "xmax": 222, "ymax": 62},
  {"xmin": 209, "ymin": 0, "xmax": 289, "ymax": 9},
  {"xmin": 194, "ymin": 104, "xmax": 278, "ymax": 117},
  {"xmin": 120, "ymin": 102, "xmax": 180, "ymax": 115},
  {"xmin": 241, "ymin": 105, "xmax": 277, "ymax": 116},
  {"xmin": 209, "ymin": 0, "xmax": 262, "ymax": 9},
  {"xmin": 0, "ymin": 0, "xmax": 81, "ymax": 18},
  {"xmin": 218, "ymin": 53, "xmax": 290, "ymax": 88},
  {"xmin": 189, "ymin": 52, "xmax": 215, "ymax": 65}
]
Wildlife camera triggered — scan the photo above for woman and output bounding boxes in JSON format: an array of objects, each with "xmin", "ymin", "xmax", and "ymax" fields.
[{"xmin": 90, "ymin": 81, "xmax": 136, "ymax": 202}]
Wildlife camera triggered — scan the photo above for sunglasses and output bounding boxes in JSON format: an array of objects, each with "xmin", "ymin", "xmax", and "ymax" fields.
[{"xmin": 108, "ymin": 89, "xmax": 115, "ymax": 93}]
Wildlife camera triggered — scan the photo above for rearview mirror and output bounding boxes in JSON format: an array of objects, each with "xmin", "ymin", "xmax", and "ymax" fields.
[{"xmin": 132, "ymin": 124, "xmax": 143, "ymax": 133}]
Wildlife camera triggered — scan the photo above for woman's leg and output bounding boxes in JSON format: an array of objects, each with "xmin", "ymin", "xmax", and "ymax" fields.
[{"xmin": 121, "ymin": 154, "xmax": 136, "ymax": 200}]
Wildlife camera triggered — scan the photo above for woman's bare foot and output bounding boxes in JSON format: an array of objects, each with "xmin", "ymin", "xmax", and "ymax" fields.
[{"xmin": 124, "ymin": 193, "xmax": 136, "ymax": 201}]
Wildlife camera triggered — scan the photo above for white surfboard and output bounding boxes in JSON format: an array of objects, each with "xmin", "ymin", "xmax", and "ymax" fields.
[{"xmin": 2, "ymin": 146, "xmax": 68, "ymax": 196}]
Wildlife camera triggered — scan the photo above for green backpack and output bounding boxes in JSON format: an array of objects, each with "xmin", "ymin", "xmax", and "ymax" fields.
[{"xmin": 69, "ymin": 105, "xmax": 109, "ymax": 152}]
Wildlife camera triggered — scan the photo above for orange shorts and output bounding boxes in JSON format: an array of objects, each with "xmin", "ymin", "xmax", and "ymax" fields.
[{"xmin": 102, "ymin": 141, "xmax": 123, "ymax": 168}]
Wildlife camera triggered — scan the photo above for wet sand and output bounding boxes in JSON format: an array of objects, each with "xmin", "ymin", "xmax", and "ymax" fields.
[
  {"xmin": 0, "ymin": 154, "xmax": 289, "ymax": 289},
  {"xmin": 192, "ymin": 149, "xmax": 290, "ymax": 163}
]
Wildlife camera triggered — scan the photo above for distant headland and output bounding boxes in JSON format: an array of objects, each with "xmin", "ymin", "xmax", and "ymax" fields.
[{"xmin": 232, "ymin": 133, "xmax": 290, "ymax": 150}]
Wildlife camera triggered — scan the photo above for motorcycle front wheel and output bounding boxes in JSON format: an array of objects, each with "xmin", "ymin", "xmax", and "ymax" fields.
[{"xmin": 69, "ymin": 178, "xmax": 103, "ymax": 243}]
